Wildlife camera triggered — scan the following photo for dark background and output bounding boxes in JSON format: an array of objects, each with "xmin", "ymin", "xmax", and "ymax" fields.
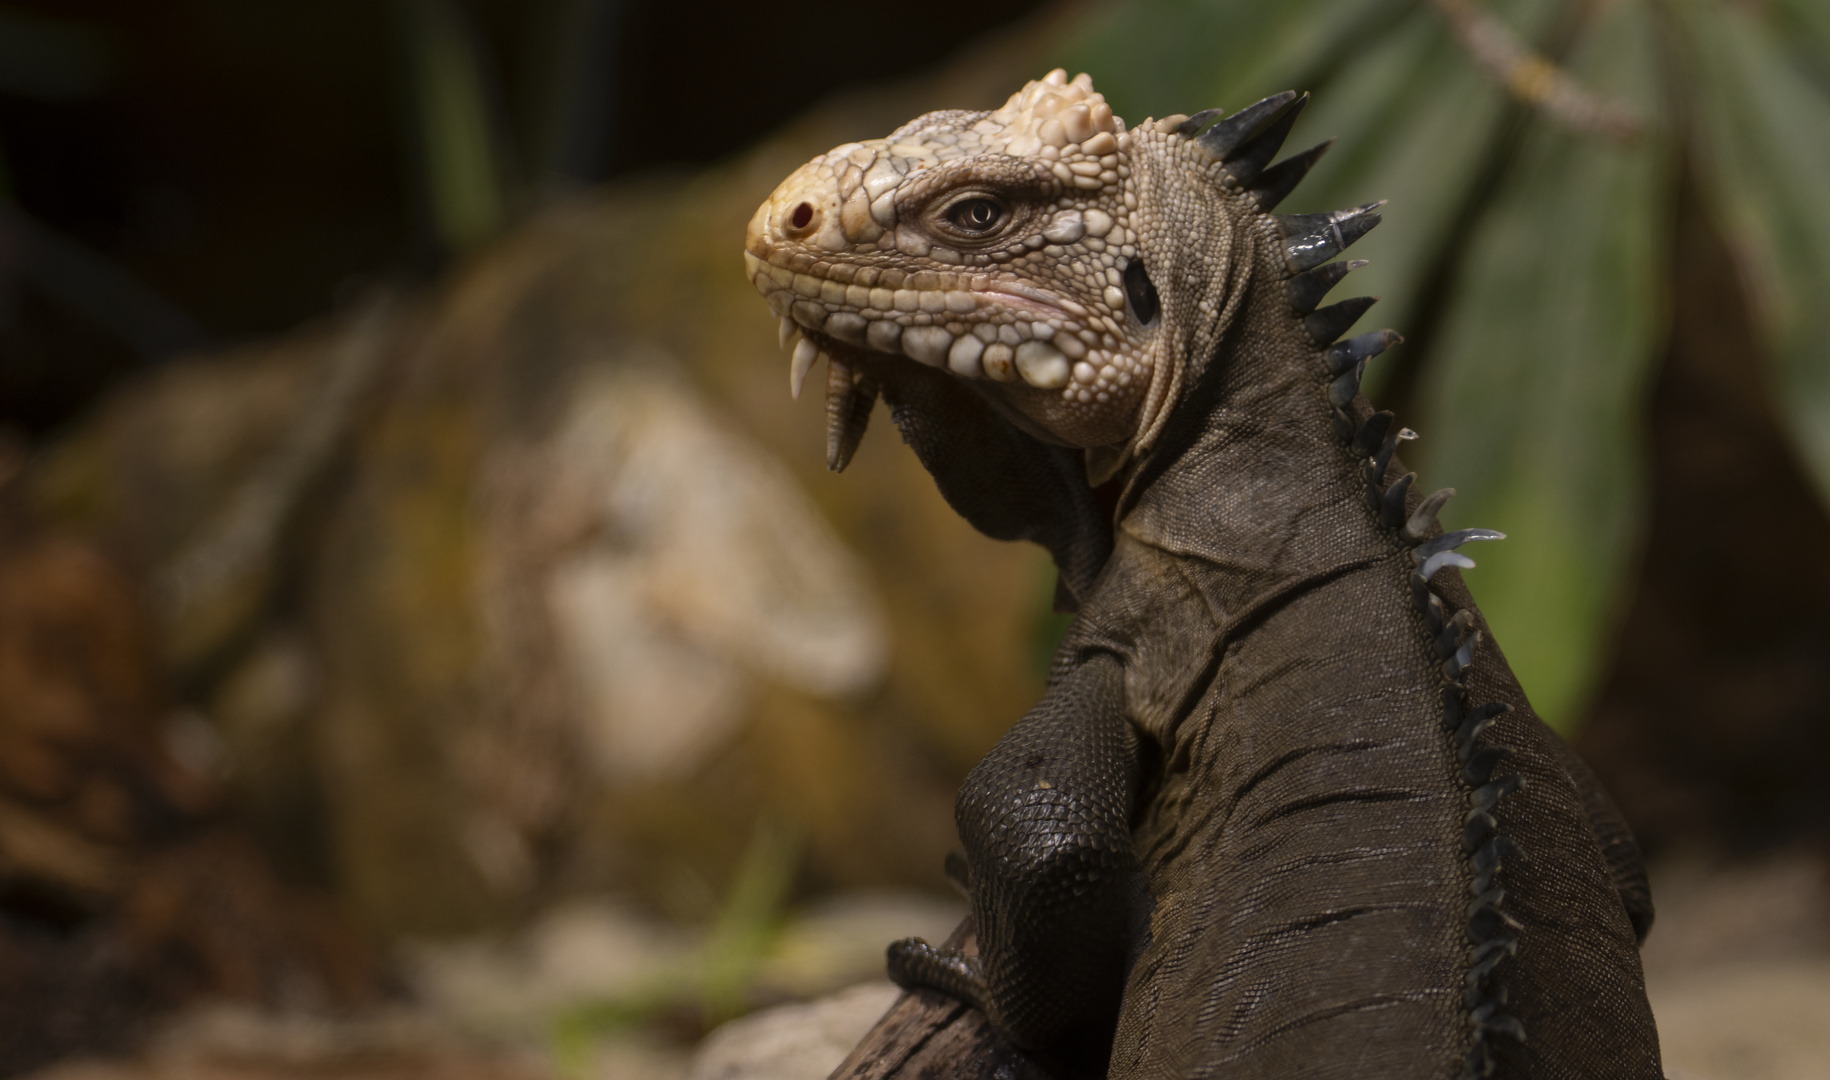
[{"xmin": 0, "ymin": 0, "xmax": 1049, "ymax": 439}]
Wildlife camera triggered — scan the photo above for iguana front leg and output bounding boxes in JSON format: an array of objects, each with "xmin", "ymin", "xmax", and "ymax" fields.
[{"xmin": 889, "ymin": 652, "xmax": 1147, "ymax": 1067}]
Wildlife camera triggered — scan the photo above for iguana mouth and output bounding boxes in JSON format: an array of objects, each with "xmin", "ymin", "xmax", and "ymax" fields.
[
  {"xmin": 745, "ymin": 252, "xmax": 1113, "ymax": 394},
  {"xmin": 750, "ymin": 256, "xmax": 1134, "ymax": 471}
]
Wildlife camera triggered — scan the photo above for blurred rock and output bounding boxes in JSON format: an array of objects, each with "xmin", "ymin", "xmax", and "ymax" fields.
[
  {"xmin": 11, "ymin": 12, "xmax": 1059, "ymax": 1044},
  {"xmin": 1642, "ymin": 849, "xmax": 1830, "ymax": 1080},
  {"xmin": 23, "ymin": 127, "xmax": 1051, "ymax": 936},
  {"xmin": 23, "ymin": 1000, "xmax": 544, "ymax": 1080},
  {"xmin": 503, "ymin": 363, "xmax": 885, "ymax": 784},
  {"xmin": 689, "ymin": 982, "xmax": 901, "ymax": 1080},
  {"xmin": 0, "ymin": 528, "xmax": 205, "ymax": 870},
  {"xmin": 405, "ymin": 899, "xmax": 695, "ymax": 1040},
  {"xmin": 0, "ymin": 469, "xmax": 381, "ymax": 1075}
]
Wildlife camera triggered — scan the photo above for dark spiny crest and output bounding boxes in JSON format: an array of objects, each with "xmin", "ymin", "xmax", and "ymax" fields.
[
  {"xmin": 1248, "ymin": 139, "xmax": 1333, "ymax": 211},
  {"xmin": 1191, "ymin": 91, "xmax": 1299, "ymax": 160},
  {"xmin": 1291, "ymin": 260, "xmax": 1367, "ymax": 316},
  {"xmin": 1200, "ymin": 90, "xmax": 1528, "ymax": 1077}
]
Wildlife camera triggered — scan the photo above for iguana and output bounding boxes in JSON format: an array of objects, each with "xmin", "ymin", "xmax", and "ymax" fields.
[{"xmin": 743, "ymin": 70, "xmax": 1661, "ymax": 1079}]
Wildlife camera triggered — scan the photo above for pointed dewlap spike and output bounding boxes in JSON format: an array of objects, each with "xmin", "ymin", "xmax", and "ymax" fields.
[
  {"xmin": 1412, "ymin": 527, "xmax": 1507, "ymax": 563},
  {"xmin": 1291, "ymin": 260, "xmax": 1368, "ymax": 316},
  {"xmin": 1381, "ymin": 472, "xmax": 1415, "ymax": 527},
  {"xmin": 1219, "ymin": 94, "xmax": 1308, "ymax": 186},
  {"xmin": 1326, "ymin": 329, "xmax": 1399, "ymax": 407},
  {"xmin": 1418, "ymin": 549, "xmax": 1476, "ymax": 583},
  {"xmin": 1351, "ymin": 410, "xmax": 1394, "ymax": 458},
  {"xmin": 1460, "ymin": 721, "xmax": 1505, "ymax": 763},
  {"xmin": 1280, "ymin": 202, "xmax": 1385, "ymax": 272},
  {"xmin": 1327, "ymin": 368, "xmax": 1363, "ymax": 409},
  {"xmin": 1437, "ymin": 609, "xmax": 1476, "ymax": 659},
  {"xmin": 1417, "ymin": 579, "xmax": 1438, "ymax": 620},
  {"xmin": 1325, "ymin": 328, "xmax": 1401, "ymax": 374},
  {"xmin": 1249, "ymin": 139, "xmax": 1333, "ymax": 211},
  {"xmin": 1307, "ymin": 296, "xmax": 1378, "ymax": 347},
  {"xmin": 1463, "ymin": 747, "xmax": 1509, "ymax": 787},
  {"xmin": 1366, "ymin": 429, "xmax": 1403, "ymax": 488},
  {"xmin": 1401, "ymin": 488, "xmax": 1456, "ymax": 544},
  {"xmin": 1481, "ymin": 1017, "xmax": 1528, "ymax": 1050},
  {"xmin": 1456, "ymin": 703, "xmax": 1513, "ymax": 750},
  {"xmin": 1423, "ymin": 590, "xmax": 1446, "ymax": 634},
  {"xmin": 1443, "ymin": 632, "xmax": 1478, "ymax": 679},
  {"xmin": 1464, "ymin": 807, "xmax": 1498, "ymax": 852},
  {"xmin": 1471, "ymin": 775, "xmax": 1526, "ymax": 816},
  {"xmin": 1194, "ymin": 91, "xmax": 1299, "ymax": 160}
]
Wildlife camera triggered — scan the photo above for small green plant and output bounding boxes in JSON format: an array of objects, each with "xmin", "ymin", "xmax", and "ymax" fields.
[{"xmin": 548, "ymin": 818, "xmax": 803, "ymax": 1075}]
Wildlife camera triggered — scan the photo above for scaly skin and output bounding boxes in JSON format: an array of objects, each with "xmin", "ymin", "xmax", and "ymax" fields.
[{"xmin": 745, "ymin": 70, "xmax": 1662, "ymax": 1079}]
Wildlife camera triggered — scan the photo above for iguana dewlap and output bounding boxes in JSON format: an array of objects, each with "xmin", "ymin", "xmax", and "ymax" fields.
[{"xmin": 744, "ymin": 70, "xmax": 1661, "ymax": 1079}]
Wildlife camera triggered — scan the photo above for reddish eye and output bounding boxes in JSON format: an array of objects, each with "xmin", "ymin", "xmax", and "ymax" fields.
[
  {"xmin": 790, "ymin": 202, "xmax": 814, "ymax": 228},
  {"xmin": 947, "ymin": 198, "xmax": 1005, "ymax": 233}
]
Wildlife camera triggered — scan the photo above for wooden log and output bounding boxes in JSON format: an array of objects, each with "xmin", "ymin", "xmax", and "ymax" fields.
[{"xmin": 827, "ymin": 917, "xmax": 1057, "ymax": 1080}]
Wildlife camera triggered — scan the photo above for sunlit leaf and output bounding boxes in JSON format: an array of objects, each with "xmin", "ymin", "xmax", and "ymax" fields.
[
  {"xmin": 1679, "ymin": 0, "xmax": 1830, "ymax": 510},
  {"xmin": 1279, "ymin": 2, "xmax": 1523, "ymax": 352},
  {"xmin": 1416, "ymin": 0, "xmax": 1667, "ymax": 731}
]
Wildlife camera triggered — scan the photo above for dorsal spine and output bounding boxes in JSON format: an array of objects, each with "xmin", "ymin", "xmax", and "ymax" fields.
[
  {"xmin": 1308, "ymin": 251, "xmax": 1528, "ymax": 1080},
  {"xmin": 1197, "ymin": 88, "xmax": 1532, "ymax": 1073},
  {"xmin": 1160, "ymin": 91, "xmax": 1537, "ymax": 1057}
]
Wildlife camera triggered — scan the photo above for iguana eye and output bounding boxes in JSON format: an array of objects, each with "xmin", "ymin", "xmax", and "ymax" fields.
[{"xmin": 946, "ymin": 197, "xmax": 1006, "ymax": 234}]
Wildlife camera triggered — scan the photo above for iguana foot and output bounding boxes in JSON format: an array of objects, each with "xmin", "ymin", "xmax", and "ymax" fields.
[{"xmin": 887, "ymin": 937, "xmax": 993, "ymax": 1016}]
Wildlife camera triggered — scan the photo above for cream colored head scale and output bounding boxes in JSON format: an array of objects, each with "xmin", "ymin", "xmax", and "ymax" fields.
[{"xmin": 745, "ymin": 69, "xmax": 1240, "ymax": 465}]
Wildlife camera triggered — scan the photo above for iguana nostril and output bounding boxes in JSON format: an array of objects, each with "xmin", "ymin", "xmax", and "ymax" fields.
[{"xmin": 789, "ymin": 202, "xmax": 815, "ymax": 231}]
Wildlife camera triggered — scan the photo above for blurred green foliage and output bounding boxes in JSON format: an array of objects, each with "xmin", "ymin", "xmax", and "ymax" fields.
[
  {"xmin": 399, "ymin": 0, "xmax": 511, "ymax": 252},
  {"xmin": 0, "ymin": 7, "xmax": 110, "ymax": 102},
  {"xmin": 1041, "ymin": 0, "xmax": 1830, "ymax": 730},
  {"xmin": 550, "ymin": 818, "xmax": 801, "ymax": 1069}
]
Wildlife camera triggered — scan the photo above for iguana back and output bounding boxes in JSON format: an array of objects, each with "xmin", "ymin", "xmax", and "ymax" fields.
[{"xmin": 743, "ymin": 71, "xmax": 1661, "ymax": 1078}]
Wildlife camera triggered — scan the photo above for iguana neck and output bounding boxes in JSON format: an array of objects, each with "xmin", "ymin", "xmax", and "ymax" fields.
[{"xmin": 1112, "ymin": 224, "xmax": 1393, "ymax": 612}]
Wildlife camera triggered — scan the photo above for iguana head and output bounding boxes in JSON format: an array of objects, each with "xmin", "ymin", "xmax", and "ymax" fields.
[
  {"xmin": 748, "ymin": 69, "xmax": 1171, "ymax": 458},
  {"xmin": 746, "ymin": 69, "xmax": 1378, "ymax": 484}
]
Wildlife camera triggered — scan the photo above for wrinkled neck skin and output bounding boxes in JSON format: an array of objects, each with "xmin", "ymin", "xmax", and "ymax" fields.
[
  {"xmin": 1109, "ymin": 191, "xmax": 1376, "ymax": 616},
  {"xmin": 1064, "ymin": 194, "xmax": 1411, "ymax": 763}
]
